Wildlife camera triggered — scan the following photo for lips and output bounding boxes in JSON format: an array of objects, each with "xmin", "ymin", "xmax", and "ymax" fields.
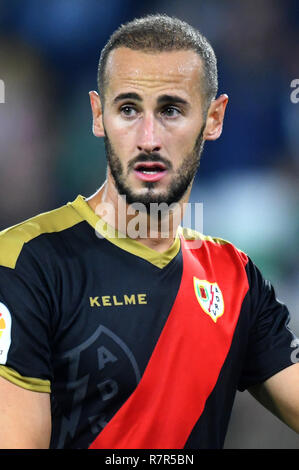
[{"xmin": 133, "ymin": 161, "xmax": 168, "ymax": 182}]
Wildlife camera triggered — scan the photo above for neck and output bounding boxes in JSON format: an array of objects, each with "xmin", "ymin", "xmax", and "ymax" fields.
[{"xmin": 86, "ymin": 178, "xmax": 191, "ymax": 253}]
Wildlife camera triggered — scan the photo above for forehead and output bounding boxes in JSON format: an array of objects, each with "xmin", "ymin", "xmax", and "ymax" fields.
[{"xmin": 104, "ymin": 47, "xmax": 203, "ymax": 100}]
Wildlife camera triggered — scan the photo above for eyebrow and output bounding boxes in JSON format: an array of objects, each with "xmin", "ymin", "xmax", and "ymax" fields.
[
  {"xmin": 113, "ymin": 92, "xmax": 190, "ymax": 107},
  {"xmin": 157, "ymin": 95, "xmax": 189, "ymax": 107},
  {"xmin": 113, "ymin": 92, "xmax": 141, "ymax": 104}
]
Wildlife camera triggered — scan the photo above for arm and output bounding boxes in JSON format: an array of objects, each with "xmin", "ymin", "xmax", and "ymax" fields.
[
  {"xmin": 248, "ymin": 363, "xmax": 299, "ymax": 434},
  {"xmin": 238, "ymin": 257, "xmax": 299, "ymax": 435},
  {"xmin": 0, "ymin": 376, "xmax": 51, "ymax": 448}
]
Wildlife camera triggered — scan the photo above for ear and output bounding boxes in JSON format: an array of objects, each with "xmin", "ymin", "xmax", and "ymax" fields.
[
  {"xmin": 89, "ymin": 90, "xmax": 105, "ymax": 137},
  {"xmin": 203, "ymin": 94, "xmax": 229, "ymax": 141}
]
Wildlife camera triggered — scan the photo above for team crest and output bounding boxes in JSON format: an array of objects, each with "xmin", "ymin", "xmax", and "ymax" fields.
[{"xmin": 193, "ymin": 277, "xmax": 224, "ymax": 323}]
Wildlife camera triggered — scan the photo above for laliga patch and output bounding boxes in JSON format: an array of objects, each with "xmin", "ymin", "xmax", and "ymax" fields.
[
  {"xmin": 193, "ymin": 277, "xmax": 224, "ymax": 323},
  {"xmin": 0, "ymin": 302, "xmax": 12, "ymax": 364}
]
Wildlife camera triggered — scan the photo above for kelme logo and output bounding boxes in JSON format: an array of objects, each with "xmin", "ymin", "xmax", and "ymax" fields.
[
  {"xmin": 193, "ymin": 278, "xmax": 224, "ymax": 323},
  {"xmin": 0, "ymin": 302, "xmax": 12, "ymax": 364}
]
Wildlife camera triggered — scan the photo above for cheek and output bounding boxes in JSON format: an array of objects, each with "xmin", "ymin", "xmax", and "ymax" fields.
[
  {"xmin": 104, "ymin": 118, "xmax": 135, "ymax": 155},
  {"xmin": 168, "ymin": 126, "xmax": 200, "ymax": 156}
]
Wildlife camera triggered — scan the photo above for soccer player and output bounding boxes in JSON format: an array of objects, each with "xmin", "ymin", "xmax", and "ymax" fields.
[{"xmin": 0, "ymin": 15, "xmax": 298, "ymax": 449}]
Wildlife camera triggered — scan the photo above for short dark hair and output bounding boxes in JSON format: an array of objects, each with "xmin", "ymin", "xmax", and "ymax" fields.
[{"xmin": 97, "ymin": 14, "xmax": 218, "ymax": 113}]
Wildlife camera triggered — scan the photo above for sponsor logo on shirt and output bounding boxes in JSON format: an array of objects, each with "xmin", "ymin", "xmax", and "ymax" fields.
[
  {"xmin": 193, "ymin": 278, "xmax": 224, "ymax": 323},
  {"xmin": 0, "ymin": 302, "xmax": 12, "ymax": 364},
  {"xmin": 89, "ymin": 293, "xmax": 148, "ymax": 307}
]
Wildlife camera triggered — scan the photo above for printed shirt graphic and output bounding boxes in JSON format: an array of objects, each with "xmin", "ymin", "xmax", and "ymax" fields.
[
  {"xmin": 0, "ymin": 302, "xmax": 12, "ymax": 364},
  {"xmin": 0, "ymin": 195, "xmax": 296, "ymax": 449},
  {"xmin": 0, "ymin": 310, "xmax": 5, "ymax": 338}
]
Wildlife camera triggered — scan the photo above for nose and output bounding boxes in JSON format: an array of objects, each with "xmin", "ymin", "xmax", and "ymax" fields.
[{"xmin": 137, "ymin": 112, "xmax": 161, "ymax": 154}]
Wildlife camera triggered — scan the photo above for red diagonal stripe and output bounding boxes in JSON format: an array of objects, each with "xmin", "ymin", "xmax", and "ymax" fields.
[{"xmin": 89, "ymin": 238, "xmax": 249, "ymax": 449}]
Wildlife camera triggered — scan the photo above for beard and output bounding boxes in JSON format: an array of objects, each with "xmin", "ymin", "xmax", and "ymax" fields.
[{"xmin": 104, "ymin": 124, "xmax": 205, "ymax": 212}]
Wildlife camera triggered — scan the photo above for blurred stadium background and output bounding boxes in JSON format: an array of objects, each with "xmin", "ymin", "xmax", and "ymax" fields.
[{"xmin": 0, "ymin": 0, "xmax": 298, "ymax": 449}]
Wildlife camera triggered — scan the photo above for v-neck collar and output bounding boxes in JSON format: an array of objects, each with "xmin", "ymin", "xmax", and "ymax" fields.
[{"xmin": 69, "ymin": 195, "xmax": 181, "ymax": 269}]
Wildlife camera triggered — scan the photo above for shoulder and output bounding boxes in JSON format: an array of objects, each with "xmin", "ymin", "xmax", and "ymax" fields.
[
  {"xmin": 0, "ymin": 200, "xmax": 83, "ymax": 269},
  {"xmin": 179, "ymin": 226, "xmax": 249, "ymax": 265},
  {"xmin": 179, "ymin": 226, "xmax": 228, "ymax": 244}
]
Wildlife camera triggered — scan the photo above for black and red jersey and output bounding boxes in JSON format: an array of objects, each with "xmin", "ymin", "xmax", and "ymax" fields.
[{"xmin": 0, "ymin": 195, "xmax": 295, "ymax": 449}]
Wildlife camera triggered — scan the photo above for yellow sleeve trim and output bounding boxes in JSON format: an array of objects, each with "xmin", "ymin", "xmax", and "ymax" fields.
[
  {"xmin": 178, "ymin": 226, "xmax": 230, "ymax": 245},
  {"xmin": 179, "ymin": 226, "xmax": 248, "ymax": 261},
  {"xmin": 0, "ymin": 203, "xmax": 83, "ymax": 269},
  {"xmin": 0, "ymin": 365, "xmax": 51, "ymax": 393}
]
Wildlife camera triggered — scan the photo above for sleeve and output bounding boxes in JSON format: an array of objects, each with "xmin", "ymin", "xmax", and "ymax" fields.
[
  {"xmin": 237, "ymin": 257, "xmax": 298, "ymax": 392},
  {"xmin": 0, "ymin": 244, "xmax": 53, "ymax": 393}
]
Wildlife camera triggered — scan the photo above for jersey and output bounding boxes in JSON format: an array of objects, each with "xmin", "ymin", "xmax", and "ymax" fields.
[{"xmin": 0, "ymin": 195, "xmax": 296, "ymax": 449}]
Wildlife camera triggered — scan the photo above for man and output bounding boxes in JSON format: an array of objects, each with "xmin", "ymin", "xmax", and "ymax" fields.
[{"xmin": 0, "ymin": 14, "xmax": 298, "ymax": 449}]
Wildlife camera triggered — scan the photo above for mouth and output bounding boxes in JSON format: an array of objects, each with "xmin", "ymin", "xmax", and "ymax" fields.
[{"xmin": 133, "ymin": 161, "xmax": 168, "ymax": 182}]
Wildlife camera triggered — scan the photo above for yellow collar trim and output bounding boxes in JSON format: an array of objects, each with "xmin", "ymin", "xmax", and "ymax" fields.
[{"xmin": 69, "ymin": 195, "xmax": 181, "ymax": 269}]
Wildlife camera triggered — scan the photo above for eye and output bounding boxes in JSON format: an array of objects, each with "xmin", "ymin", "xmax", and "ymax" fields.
[
  {"xmin": 161, "ymin": 106, "xmax": 181, "ymax": 118},
  {"xmin": 120, "ymin": 104, "xmax": 138, "ymax": 118}
]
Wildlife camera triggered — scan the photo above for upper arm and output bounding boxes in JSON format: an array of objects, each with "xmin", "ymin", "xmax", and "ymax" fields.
[
  {"xmin": 0, "ymin": 236, "xmax": 54, "ymax": 448},
  {"xmin": 238, "ymin": 258, "xmax": 297, "ymax": 392},
  {"xmin": 248, "ymin": 363, "xmax": 299, "ymax": 434},
  {"xmin": 0, "ymin": 375, "xmax": 51, "ymax": 448}
]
